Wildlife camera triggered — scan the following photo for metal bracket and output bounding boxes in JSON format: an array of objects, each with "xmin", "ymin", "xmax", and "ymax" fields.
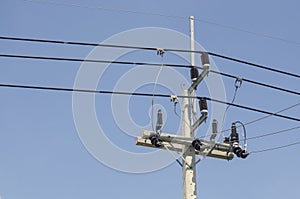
[{"xmin": 156, "ymin": 48, "xmax": 165, "ymax": 57}]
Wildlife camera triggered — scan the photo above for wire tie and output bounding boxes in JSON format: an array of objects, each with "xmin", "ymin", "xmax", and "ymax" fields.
[
  {"xmin": 156, "ymin": 48, "xmax": 165, "ymax": 57},
  {"xmin": 235, "ymin": 77, "xmax": 243, "ymax": 88}
]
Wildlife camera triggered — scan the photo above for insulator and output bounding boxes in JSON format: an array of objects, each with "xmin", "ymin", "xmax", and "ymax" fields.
[
  {"xmin": 230, "ymin": 123, "xmax": 239, "ymax": 144},
  {"xmin": 199, "ymin": 98, "xmax": 208, "ymax": 114},
  {"xmin": 233, "ymin": 146, "xmax": 242, "ymax": 157},
  {"xmin": 192, "ymin": 139, "xmax": 202, "ymax": 151},
  {"xmin": 190, "ymin": 67, "xmax": 199, "ymax": 82},
  {"xmin": 201, "ymin": 52, "xmax": 210, "ymax": 66},
  {"xmin": 240, "ymin": 150, "xmax": 249, "ymax": 159},
  {"xmin": 156, "ymin": 109, "xmax": 163, "ymax": 132},
  {"xmin": 150, "ymin": 134, "xmax": 162, "ymax": 147},
  {"xmin": 210, "ymin": 119, "xmax": 218, "ymax": 141},
  {"xmin": 212, "ymin": 119, "xmax": 218, "ymax": 134}
]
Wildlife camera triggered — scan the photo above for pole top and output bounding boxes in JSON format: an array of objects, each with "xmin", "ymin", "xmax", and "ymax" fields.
[{"xmin": 189, "ymin": 16, "xmax": 194, "ymax": 20}]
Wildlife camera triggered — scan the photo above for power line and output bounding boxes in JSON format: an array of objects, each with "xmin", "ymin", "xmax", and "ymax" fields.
[
  {"xmin": 0, "ymin": 36, "xmax": 156, "ymax": 51},
  {"xmin": 1, "ymin": 36, "xmax": 299, "ymax": 78},
  {"xmin": 216, "ymin": 71, "xmax": 300, "ymax": 96},
  {"xmin": 22, "ymin": 0, "xmax": 300, "ymax": 46},
  {"xmin": 208, "ymin": 52, "xmax": 300, "ymax": 79},
  {"xmin": 0, "ymin": 83, "xmax": 170, "ymax": 97},
  {"xmin": 204, "ymin": 97, "xmax": 300, "ymax": 122},
  {"xmin": 243, "ymin": 102, "xmax": 300, "ymax": 126},
  {"xmin": 0, "ymin": 53, "xmax": 299, "ymax": 96},
  {"xmin": 220, "ymin": 102, "xmax": 300, "ymax": 134},
  {"xmin": 199, "ymin": 102, "xmax": 300, "ymax": 140},
  {"xmin": 251, "ymin": 141, "xmax": 300, "ymax": 154},
  {"xmin": 0, "ymin": 83, "xmax": 299, "ymax": 122},
  {"xmin": 23, "ymin": 0, "xmax": 187, "ymax": 20},
  {"xmin": 247, "ymin": 125, "xmax": 300, "ymax": 141}
]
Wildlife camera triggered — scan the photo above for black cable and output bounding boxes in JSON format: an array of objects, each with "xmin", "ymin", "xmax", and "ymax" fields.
[
  {"xmin": 204, "ymin": 97, "xmax": 300, "ymax": 122},
  {"xmin": 0, "ymin": 36, "xmax": 156, "ymax": 51},
  {"xmin": 0, "ymin": 83, "xmax": 170, "ymax": 97},
  {"xmin": 198, "ymin": 102, "xmax": 300, "ymax": 140},
  {"xmin": 0, "ymin": 83, "xmax": 299, "ymax": 122},
  {"xmin": 234, "ymin": 121, "xmax": 247, "ymax": 148},
  {"xmin": 207, "ymin": 52, "xmax": 300, "ymax": 79},
  {"xmin": 212, "ymin": 70, "xmax": 300, "ymax": 96},
  {"xmin": 0, "ymin": 36, "xmax": 299, "ymax": 78},
  {"xmin": 0, "ymin": 53, "xmax": 299, "ymax": 96}
]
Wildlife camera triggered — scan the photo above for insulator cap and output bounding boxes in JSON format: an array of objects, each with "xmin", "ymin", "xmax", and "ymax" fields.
[
  {"xmin": 230, "ymin": 123, "xmax": 239, "ymax": 143},
  {"xmin": 190, "ymin": 67, "xmax": 199, "ymax": 82},
  {"xmin": 156, "ymin": 109, "xmax": 163, "ymax": 132},
  {"xmin": 212, "ymin": 119, "xmax": 218, "ymax": 134},
  {"xmin": 150, "ymin": 134, "xmax": 162, "ymax": 147},
  {"xmin": 233, "ymin": 146, "xmax": 242, "ymax": 157},
  {"xmin": 199, "ymin": 98, "xmax": 208, "ymax": 113},
  {"xmin": 211, "ymin": 119, "xmax": 218, "ymax": 140},
  {"xmin": 192, "ymin": 139, "xmax": 202, "ymax": 151},
  {"xmin": 233, "ymin": 147, "xmax": 249, "ymax": 159},
  {"xmin": 201, "ymin": 52, "xmax": 210, "ymax": 65},
  {"xmin": 240, "ymin": 150, "xmax": 249, "ymax": 159}
]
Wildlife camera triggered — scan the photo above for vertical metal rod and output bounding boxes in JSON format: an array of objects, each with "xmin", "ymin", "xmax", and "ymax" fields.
[
  {"xmin": 190, "ymin": 16, "xmax": 195, "ymax": 67},
  {"xmin": 189, "ymin": 16, "xmax": 197, "ymax": 128},
  {"xmin": 182, "ymin": 16, "xmax": 197, "ymax": 199}
]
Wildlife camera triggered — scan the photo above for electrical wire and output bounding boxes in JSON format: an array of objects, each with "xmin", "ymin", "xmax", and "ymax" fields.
[
  {"xmin": 151, "ymin": 50, "xmax": 164, "ymax": 131},
  {"xmin": 220, "ymin": 78, "xmax": 242, "ymax": 137},
  {"xmin": 215, "ymin": 71, "xmax": 300, "ymax": 96},
  {"xmin": 173, "ymin": 98, "xmax": 190, "ymax": 128},
  {"xmin": 221, "ymin": 102, "xmax": 300, "ymax": 134},
  {"xmin": 197, "ymin": 102, "xmax": 300, "ymax": 141},
  {"xmin": 243, "ymin": 103, "xmax": 300, "ymax": 126},
  {"xmin": 234, "ymin": 121, "xmax": 247, "ymax": 149},
  {"xmin": 250, "ymin": 141, "xmax": 300, "ymax": 154},
  {"xmin": 22, "ymin": 0, "xmax": 187, "ymax": 20},
  {"xmin": 208, "ymin": 52, "xmax": 300, "ymax": 79},
  {"xmin": 246, "ymin": 125, "xmax": 300, "ymax": 141},
  {"xmin": 0, "ymin": 83, "xmax": 299, "ymax": 122},
  {"xmin": 22, "ymin": 0, "xmax": 300, "ymax": 46},
  {"xmin": 205, "ymin": 97, "xmax": 300, "ymax": 122},
  {"xmin": 1, "ymin": 36, "xmax": 300, "ymax": 78},
  {"xmin": 0, "ymin": 53, "xmax": 299, "ymax": 96}
]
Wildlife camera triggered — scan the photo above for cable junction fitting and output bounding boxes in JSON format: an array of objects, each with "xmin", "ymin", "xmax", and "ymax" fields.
[
  {"xmin": 156, "ymin": 48, "xmax": 165, "ymax": 57},
  {"xmin": 235, "ymin": 76, "xmax": 243, "ymax": 88},
  {"xmin": 170, "ymin": 95, "xmax": 179, "ymax": 104}
]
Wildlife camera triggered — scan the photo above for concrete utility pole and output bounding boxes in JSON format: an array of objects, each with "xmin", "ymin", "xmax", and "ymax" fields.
[
  {"xmin": 182, "ymin": 16, "xmax": 197, "ymax": 199},
  {"xmin": 135, "ymin": 16, "xmax": 236, "ymax": 199}
]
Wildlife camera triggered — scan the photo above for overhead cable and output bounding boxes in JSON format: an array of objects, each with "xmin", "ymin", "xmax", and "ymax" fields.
[
  {"xmin": 0, "ymin": 83, "xmax": 299, "ymax": 122},
  {"xmin": 22, "ymin": 0, "xmax": 300, "ymax": 46},
  {"xmin": 251, "ymin": 141, "xmax": 300, "ymax": 154},
  {"xmin": 0, "ymin": 53, "xmax": 299, "ymax": 96},
  {"xmin": 247, "ymin": 125, "xmax": 300, "ymax": 141},
  {"xmin": 220, "ymin": 102, "xmax": 300, "ymax": 134},
  {"xmin": 0, "ymin": 36, "xmax": 299, "ymax": 78},
  {"xmin": 204, "ymin": 97, "xmax": 300, "ymax": 122}
]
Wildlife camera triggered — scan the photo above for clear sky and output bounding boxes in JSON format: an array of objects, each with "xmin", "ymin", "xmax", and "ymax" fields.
[{"xmin": 0, "ymin": 0, "xmax": 299, "ymax": 198}]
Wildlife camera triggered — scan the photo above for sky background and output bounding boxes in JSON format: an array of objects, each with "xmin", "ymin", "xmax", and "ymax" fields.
[{"xmin": 0, "ymin": 0, "xmax": 300, "ymax": 198}]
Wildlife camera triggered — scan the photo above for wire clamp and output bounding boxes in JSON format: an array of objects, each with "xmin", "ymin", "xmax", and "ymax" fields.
[
  {"xmin": 156, "ymin": 48, "xmax": 165, "ymax": 57},
  {"xmin": 235, "ymin": 77, "xmax": 243, "ymax": 88},
  {"xmin": 170, "ymin": 95, "xmax": 179, "ymax": 104}
]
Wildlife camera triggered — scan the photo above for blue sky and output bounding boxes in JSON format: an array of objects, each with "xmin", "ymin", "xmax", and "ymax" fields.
[{"xmin": 0, "ymin": 0, "xmax": 299, "ymax": 198}]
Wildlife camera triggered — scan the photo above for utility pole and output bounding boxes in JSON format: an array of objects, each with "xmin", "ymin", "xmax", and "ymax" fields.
[
  {"xmin": 182, "ymin": 16, "xmax": 197, "ymax": 199},
  {"xmin": 135, "ymin": 16, "xmax": 249, "ymax": 199}
]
